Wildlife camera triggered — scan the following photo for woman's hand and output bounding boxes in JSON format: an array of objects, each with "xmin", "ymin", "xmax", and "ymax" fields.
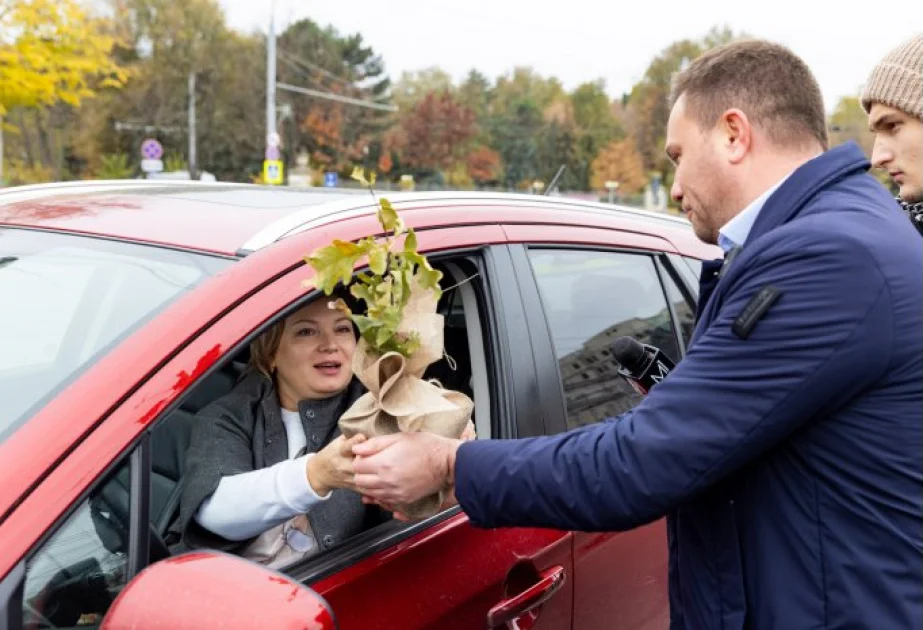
[{"xmin": 306, "ymin": 434, "xmax": 367, "ymax": 496}]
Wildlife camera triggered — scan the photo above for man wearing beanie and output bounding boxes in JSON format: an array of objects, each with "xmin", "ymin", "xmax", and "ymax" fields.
[{"xmin": 862, "ymin": 34, "xmax": 923, "ymax": 236}]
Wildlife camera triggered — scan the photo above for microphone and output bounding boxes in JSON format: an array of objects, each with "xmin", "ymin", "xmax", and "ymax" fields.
[{"xmin": 612, "ymin": 337, "xmax": 676, "ymax": 396}]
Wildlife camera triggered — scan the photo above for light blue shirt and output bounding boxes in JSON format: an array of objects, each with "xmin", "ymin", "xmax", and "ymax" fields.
[{"xmin": 717, "ymin": 174, "xmax": 791, "ymax": 253}]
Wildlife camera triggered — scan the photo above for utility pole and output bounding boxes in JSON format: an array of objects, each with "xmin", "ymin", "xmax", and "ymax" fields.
[
  {"xmin": 266, "ymin": 0, "xmax": 277, "ymax": 153},
  {"xmin": 188, "ymin": 72, "xmax": 197, "ymax": 180}
]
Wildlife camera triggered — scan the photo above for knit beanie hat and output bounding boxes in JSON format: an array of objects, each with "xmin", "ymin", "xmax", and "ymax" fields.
[{"xmin": 861, "ymin": 35, "xmax": 923, "ymax": 120}]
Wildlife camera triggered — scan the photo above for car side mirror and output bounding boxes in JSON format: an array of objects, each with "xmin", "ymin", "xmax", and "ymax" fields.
[{"xmin": 101, "ymin": 551, "xmax": 337, "ymax": 630}]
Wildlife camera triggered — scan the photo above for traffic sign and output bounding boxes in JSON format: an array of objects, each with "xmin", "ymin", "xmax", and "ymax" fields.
[
  {"xmin": 324, "ymin": 172, "xmax": 338, "ymax": 188},
  {"xmin": 265, "ymin": 145, "xmax": 281, "ymax": 161},
  {"xmin": 141, "ymin": 159, "xmax": 164, "ymax": 173},
  {"xmin": 141, "ymin": 138, "xmax": 163, "ymax": 160},
  {"xmin": 263, "ymin": 160, "xmax": 284, "ymax": 185}
]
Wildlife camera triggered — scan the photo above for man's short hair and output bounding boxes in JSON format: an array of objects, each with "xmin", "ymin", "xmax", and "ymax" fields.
[{"xmin": 670, "ymin": 39, "xmax": 828, "ymax": 151}]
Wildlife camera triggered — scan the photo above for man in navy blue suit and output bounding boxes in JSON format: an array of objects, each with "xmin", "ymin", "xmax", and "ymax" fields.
[{"xmin": 354, "ymin": 39, "xmax": 923, "ymax": 630}]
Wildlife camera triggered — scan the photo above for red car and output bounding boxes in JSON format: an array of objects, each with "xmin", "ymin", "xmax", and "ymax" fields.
[{"xmin": 0, "ymin": 181, "xmax": 717, "ymax": 630}]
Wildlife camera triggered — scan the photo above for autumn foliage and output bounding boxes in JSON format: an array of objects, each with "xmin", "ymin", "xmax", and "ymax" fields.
[
  {"xmin": 590, "ymin": 139, "xmax": 647, "ymax": 194},
  {"xmin": 0, "ymin": 0, "xmax": 128, "ymax": 114},
  {"xmin": 1, "ymin": 11, "xmax": 872, "ymax": 204},
  {"xmin": 400, "ymin": 91, "xmax": 476, "ymax": 172},
  {"xmin": 466, "ymin": 146, "xmax": 502, "ymax": 184}
]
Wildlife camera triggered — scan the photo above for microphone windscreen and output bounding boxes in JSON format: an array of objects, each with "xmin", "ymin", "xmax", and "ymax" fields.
[{"xmin": 612, "ymin": 336, "xmax": 647, "ymax": 373}]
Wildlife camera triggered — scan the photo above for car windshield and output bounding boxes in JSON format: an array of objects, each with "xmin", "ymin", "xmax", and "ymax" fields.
[{"xmin": 0, "ymin": 228, "xmax": 232, "ymax": 442}]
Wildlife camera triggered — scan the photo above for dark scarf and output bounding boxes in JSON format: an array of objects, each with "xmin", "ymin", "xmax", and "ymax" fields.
[{"xmin": 898, "ymin": 198, "xmax": 923, "ymax": 237}]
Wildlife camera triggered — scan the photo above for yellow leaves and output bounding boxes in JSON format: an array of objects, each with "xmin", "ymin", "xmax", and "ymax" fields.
[
  {"xmin": 376, "ymin": 198, "xmax": 405, "ymax": 235},
  {"xmin": 350, "ymin": 166, "xmax": 376, "ymax": 186},
  {"xmin": 0, "ymin": 0, "xmax": 128, "ymax": 114}
]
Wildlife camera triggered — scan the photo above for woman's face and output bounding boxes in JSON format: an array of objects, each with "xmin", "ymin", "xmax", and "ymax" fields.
[{"xmin": 272, "ymin": 299, "xmax": 357, "ymax": 410}]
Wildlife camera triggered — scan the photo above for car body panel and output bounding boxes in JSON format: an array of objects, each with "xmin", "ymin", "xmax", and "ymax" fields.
[
  {"xmin": 312, "ymin": 514, "xmax": 573, "ymax": 630},
  {"xmin": 0, "ymin": 181, "xmax": 716, "ymax": 261}
]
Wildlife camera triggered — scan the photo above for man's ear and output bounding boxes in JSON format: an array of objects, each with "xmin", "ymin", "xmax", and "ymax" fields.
[{"xmin": 719, "ymin": 108, "xmax": 752, "ymax": 165}]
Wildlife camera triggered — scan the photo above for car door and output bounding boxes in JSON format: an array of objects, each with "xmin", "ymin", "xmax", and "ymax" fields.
[
  {"xmin": 302, "ymin": 241, "xmax": 574, "ymax": 630},
  {"xmin": 0, "ymin": 223, "xmax": 575, "ymax": 630},
  {"xmin": 504, "ymin": 223, "xmax": 689, "ymax": 630}
]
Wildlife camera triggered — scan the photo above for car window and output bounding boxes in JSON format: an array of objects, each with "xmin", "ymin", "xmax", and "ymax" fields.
[
  {"xmin": 151, "ymin": 256, "xmax": 492, "ymax": 576},
  {"xmin": 529, "ymin": 249, "xmax": 681, "ymax": 429},
  {"xmin": 22, "ymin": 458, "xmax": 133, "ymax": 629},
  {"xmin": 661, "ymin": 263, "xmax": 696, "ymax": 350},
  {"xmin": 0, "ymin": 228, "xmax": 232, "ymax": 442},
  {"xmin": 681, "ymin": 256, "xmax": 703, "ymax": 286}
]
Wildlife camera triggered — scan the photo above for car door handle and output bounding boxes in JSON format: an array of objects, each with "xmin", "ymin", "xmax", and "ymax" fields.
[{"xmin": 487, "ymin": 565, "xmax": 566, "ymax": 628}]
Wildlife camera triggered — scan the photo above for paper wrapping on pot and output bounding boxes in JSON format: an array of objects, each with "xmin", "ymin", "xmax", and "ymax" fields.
[{"xmin": 339, "ymin": 283, "xmax": 474, "ymax": 519}]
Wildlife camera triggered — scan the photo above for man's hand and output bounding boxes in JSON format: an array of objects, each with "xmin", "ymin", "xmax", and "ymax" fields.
[{"xmin": 352, "ymin": 431, "xmax": 461, "ymax": 507}]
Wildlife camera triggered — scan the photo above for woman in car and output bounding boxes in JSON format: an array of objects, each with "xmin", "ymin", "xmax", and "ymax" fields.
[{"xmin": 175, "ymin": 289, "xmax": 384, "ymax": 568}]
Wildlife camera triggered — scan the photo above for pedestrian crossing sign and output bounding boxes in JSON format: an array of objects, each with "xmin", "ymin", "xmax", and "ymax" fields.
[{"xmin": 263, "ymin": 160, "xmax": 284, "ymax": 185}]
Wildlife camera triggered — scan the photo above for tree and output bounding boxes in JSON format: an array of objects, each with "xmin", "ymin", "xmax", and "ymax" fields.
[
  {"xmin": 829, "ymin": 96, "xmax": 874, "ymax": 155},
  {"xmin": 466, "ymin": 145, "xmax": 502, "ymax": 184},
  {"xmin": 538, "ymin": 101, "xmax": 583, "ymax": 190},
  {"xmin": 392, "ymin": 67, "xmax": 454, "ymax": 112},
  {"xmin": 278, "ymin": 19, "xmax": 393, "ymax": 171},
  {"xmin": 625, "ymin": 26, "xmax": 745, "ymax": 200},
  {"xmin": 400, "ymin": 91, "xmax": 476, "ymax": 173},
  {"xmin": 457, "ymin": 69, "xmax": 491, "ymax": 121},
  {"xmin": 590, "ymin": 138, "xmax": 647, "ymax": 194},
  {"xmin": 489, "ymin": 98, "xmax": 544, "ymax": 188},
  {"xmin": 626, "ymin": 38, "xmax": 702, "ymax": 175},
  {"xmin": 71, "ymin": 0, "xmax": 265, "ymax": 181},
  {"xmin": 571, "ymin": 80, "xmax": 620, "ymax": 139},
  {"xmin": 0, "ymin": 0, "xmax": 128, "ymax": 114},
  {"xmin": 492, "ymin": 67, "xmax": 564, "ymax": 115},
  {"xmin": 569, "ymin": 80, "xmax": 623, "ymax": 190},
  {"xmin": 278, "ymin": 19, "xmax": 392, "ymax": 175},
  {"xmin": 1, "ymin": 0, "xmax": 128, "ymax": 180}
]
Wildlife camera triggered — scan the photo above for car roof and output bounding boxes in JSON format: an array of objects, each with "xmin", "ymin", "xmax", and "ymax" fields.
[{"xmin": 0, "ymin": 180, "xmax": 704, "ymax": 257}]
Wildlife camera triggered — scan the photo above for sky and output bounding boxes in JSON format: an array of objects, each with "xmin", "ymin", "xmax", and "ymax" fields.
[{"xmin": 218, "ymin": 0, "xmax": 919, "ymax": 114}]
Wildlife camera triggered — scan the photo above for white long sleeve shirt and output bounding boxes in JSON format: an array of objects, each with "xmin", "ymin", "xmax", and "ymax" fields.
[{"xmin": 195, "ymin": 408, "xmax": 330, "ymax": 541}]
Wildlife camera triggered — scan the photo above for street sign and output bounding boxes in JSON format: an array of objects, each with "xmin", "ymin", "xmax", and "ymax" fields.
[
  {"xmin": 141, "ymin": 138, "xmax": 163, "ymax": 160},
  {"xmin": 265, "ymin": 145, "xmax": 281, "ymax": 161},
  {"xmin": 323, "ymin": 172, "xmax": 338, "ymax": 188},
  {"xmin": 141, "ymin": 159, "xmax": 164, "ymax": 173},
  {"xmin": 263, "ymin": 160, "xmax": 284, "ymax": 185}
]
